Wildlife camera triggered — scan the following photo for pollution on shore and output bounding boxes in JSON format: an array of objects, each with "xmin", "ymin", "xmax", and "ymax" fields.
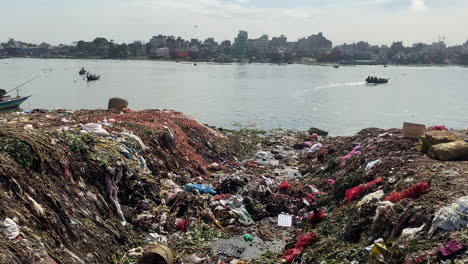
[{"xmin": 0, "ymin": 109, "xmax": 466, "ymax": 264}]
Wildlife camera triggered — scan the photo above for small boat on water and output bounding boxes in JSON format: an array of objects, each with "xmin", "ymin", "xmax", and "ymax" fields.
[
  {"xmin": 86, "ymin": 73, "xmax": 100, "ymax": 81},
  {"xmin": 79, "ymin": 67, "xmax": 86, "ymax": 75},
  {"xmin": 0, "ymin": 89, "xmax": 31, "ymax": 110},
  {"xmin": 366, "ymin": 76, "xmax": 389, "ymax": 84},
  {"xmin": 333, "ymin": 65, "xmax": 340, "ymax": 68}
]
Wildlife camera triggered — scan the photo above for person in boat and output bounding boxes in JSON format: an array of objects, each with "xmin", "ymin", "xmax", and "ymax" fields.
[
  {"xmin": 0, "ymin": 89, "xmax": 6, "ymax": 97},
  {"xmin": 366, "ymin": 76, "xmax": 370, "ymax": 82}
]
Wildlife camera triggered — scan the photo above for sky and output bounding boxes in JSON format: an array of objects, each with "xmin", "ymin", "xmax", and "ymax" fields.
[{"xmin": 1, "ymin": 0, "xmax": 467, "ymax": 46}]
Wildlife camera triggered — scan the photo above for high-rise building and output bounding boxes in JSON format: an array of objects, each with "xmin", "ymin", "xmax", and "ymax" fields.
[{"xmin": 234, "ymin": 31, "xmax": 248, "ymax": 58}]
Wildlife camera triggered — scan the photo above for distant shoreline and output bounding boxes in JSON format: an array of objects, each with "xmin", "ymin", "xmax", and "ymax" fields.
[{"xmin": 3, "ymin": 56, "xmax": 467, "ymax": 68}]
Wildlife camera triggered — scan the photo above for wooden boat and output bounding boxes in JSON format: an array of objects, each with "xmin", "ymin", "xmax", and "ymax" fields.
[
  {"xmin": 333, "ymin": 65, "xmax": 340, "ymax": 68},
  {"xmin": 0, "ymin": 95, "xmax": 31, "ymax": 110},
  {"xmin": 79, "ymin": 69, "xmax": 86, "ymax": 75},
  {"xmin": 366, "ymin": 77, "xmax": 389, "ymax": 84},
  {"xmin": 86, "ymin": 73, "xmax": 100, "ymax": 81}
]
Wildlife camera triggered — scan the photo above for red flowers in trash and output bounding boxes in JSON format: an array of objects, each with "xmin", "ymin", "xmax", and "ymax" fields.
[
  {"xmin": 345, "ymin": 177, "xmax": 383, "ymax": 202},
  {"xmin": 176, "ymin": 218, "xmax": 190, "ymax": 232},
  {"xmin": 438, "ymin": 240, "xmax": 464, "ymax": 257},
  {"xmin": 385, "ymin": 182, "xmax": 429, "ymax": 203},
  {"xmin": 429, "ymin": 125, "xmax": 448, "ymax": 131},
  {"xmin": 281, "ymin": 232, "xmax": 317, "ymax": 262},
  {"xmin": 279, "ymin": 181, "xmax": 293, "ymax": 191}
]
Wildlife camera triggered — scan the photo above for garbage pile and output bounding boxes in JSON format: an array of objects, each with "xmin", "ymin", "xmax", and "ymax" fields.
[{"xmin": 0, "ymin": 110, "xmax": 466, "ymax": 264}]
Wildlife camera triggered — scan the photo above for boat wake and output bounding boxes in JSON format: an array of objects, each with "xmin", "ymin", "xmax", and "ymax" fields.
[{"xmin": 293, "ymin": 81, "xmax": 365, "ymax": 100}]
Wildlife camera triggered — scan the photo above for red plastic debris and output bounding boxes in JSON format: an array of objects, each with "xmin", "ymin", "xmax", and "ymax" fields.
[
  {"xmin": 385, "ymin": 182, "xmax": 429, "ymax": 203},
  {"xmin": 281, "ymin": 232, "xmax": 317, "ymax": 262},
  {"xmin": 429, "ymin": 125, "xmax": 448, "ymax": 131},
  {"xmin": 306, "ymin": 211, "xmax": 327, "ymax": 223},
  {"xmin": 345, "ymin": 177, "xmax": 383, "ymax": 202},
  {"xmin": 342, "ymin": 145, "xmax": 361, "ymax": 160},
  {"xmin": 214, "ymin": 194, "xmax": 230, "ymax": 200},
  {"xmin": 304, "ymin": 141, "xmax": 313, "ymax": 147},
  {"xmin": 438, "ymin": 240, "xmax": 464, "ymax": 257},
  {"xmin": 245, "ymin": 160, "xmax": 258, "ymax": 168},
  {"xmin": 279, "ymin": 181, "xmax": 293, "ymax": 191},
  {"xmin": 176, "ymin": 218, "xmax": 190, "ymax": 232},
  {"xmin": 122, "ymin": 108, "xmax": 133, "ymax": 113}
]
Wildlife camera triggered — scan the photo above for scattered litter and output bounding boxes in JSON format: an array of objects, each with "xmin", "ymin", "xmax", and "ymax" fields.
[
  {"xmin": 1, "ymin": 218, "xmax": 20, "ymax": 240},
  {"xmin": 183, "ymin": 184, "xmax": 217, "ymax": 195},
  {"xmin": 82, "ymin": 123, "xmax": 110, "ymax": 136},
  {"xmin": 429, "ymin": 196, "xmax": 468, "ymax": 235},
  {"xmin": 366, "ymin": 159, "xmax": 381, "ymax": 170},
  {"xmin": 345, "ymin": 177, "xmax": 383, "ymax": 202},
  {"xmin": 438, "ymin": 240, "xmax": 464, "ymax": 257},
  {"xmin": 385, "ymin": 182, "xmax": 429, "ymax": 203},
  {"xmin": 215, "ymin": 243, "xmax": 245, "ymax": 259},
  {"xmin": 278, "ymin": 213, "xmax": 293, "ymax": 227},
  {"xmin": 307, "ymin": 143, "xmax": 323, "ymax": 153}
]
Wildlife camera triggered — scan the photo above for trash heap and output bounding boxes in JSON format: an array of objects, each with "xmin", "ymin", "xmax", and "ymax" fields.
[{"xmin": 0, "ymin": 110, "xmax": 466, "ymax": 264}]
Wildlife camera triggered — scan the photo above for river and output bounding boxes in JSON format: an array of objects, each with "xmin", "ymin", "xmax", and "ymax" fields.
[{"xmin": 1, "ymin": 58, "xmax": 467, "ymax": 135}]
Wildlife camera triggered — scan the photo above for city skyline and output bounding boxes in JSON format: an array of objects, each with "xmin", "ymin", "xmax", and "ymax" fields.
[{"xmin": 2, "ymin": 0, "xmax": 468, "ymax": 46}]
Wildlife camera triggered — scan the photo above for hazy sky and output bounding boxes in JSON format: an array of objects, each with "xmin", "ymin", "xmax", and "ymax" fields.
[{"xmin": 2, "ymin": 0, "xmax": 467, "ymax": 46}]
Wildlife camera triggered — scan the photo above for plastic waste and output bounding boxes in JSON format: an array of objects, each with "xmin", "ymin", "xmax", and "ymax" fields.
[
  {"xmin": 183, "ymin": 184, "xmax": 217, "ymax": 195},
  {"xmin": 1, "ymin": 218, "xmax": 20, "ymax": 240},
  {"xmin": 357, "ymin": 190, "xmax": 384, "ymax": 208},
  {"xmin": 82, "ymin": 123, "xmax": 110, "ymax": 136},
  {"xmin": 229, "ymin": 197, "xmax": 254, "ymax": 226},
  {"xmin": 307, "ymin": 143, "xmax": 323, "ymax": 153},
  {"xmin": 400, "ymin": 223, "xmax": 425, "ymax": 240},
  {"xmin": 429, "ymin": 196, "xmax": 468, "ymax": 236},
  {"xmin": 24, "ymin": 124, "xmax": 34, "ymax": 131},
  {"xmin": 242, "ymin": 233, "xmax": 254, "ymax": 242},
  {"xmin": 278, "ymin": 181, "xmax": 292, "ymax": 191},
  {"xmin": 278, "ymin": 213, "xmax": 293, "ymax": 227},
  {"xmin": 366, "ymin": 159, "xmax": 381, "ymax": 170}
]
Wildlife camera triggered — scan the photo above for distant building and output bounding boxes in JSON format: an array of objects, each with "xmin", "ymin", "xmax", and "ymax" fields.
[
  {"xmin": 0, "ymin": 46, "xmax": 6, "ymax": 56},
  {"xmin": 150, "ymin": 35, "xmax": 168, "ymax": 49},
  {"xmin": 255, "ymin": 34, "xmax": 269, "ymax": 54},
  {"xmin": 234, "ymin": 30, "xmax": 248, "ymax": 58},
  {"xmin": 297, "ymin": 32, "xmax": 332, "ymax": 56},
  {"xmin": 221, "ymin": 40, "xmax": 231, "ymax": 49},
  {"xmin": 271, "ymin": 35, "xmax": 287, "ymax": 49}
]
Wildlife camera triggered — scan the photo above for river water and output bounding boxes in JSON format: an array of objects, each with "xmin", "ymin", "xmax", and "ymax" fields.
[{"xmin": 1, "ymin": 58, "xmax": 467, "ymax": 135}]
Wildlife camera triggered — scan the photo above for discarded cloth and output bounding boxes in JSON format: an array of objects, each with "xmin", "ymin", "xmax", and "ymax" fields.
[
  {"xmin": 385, "ymin": 182, "xmax": 429, "ymax": 203},
  {"xmin": 345, "ymin": 177, "xmax": 383, "ymax": 202},
  {"xmin": 357, "ymin": 190, "xmax": 385, "ymax": 208},
  {"xmin": 342, "ymin": 145, "xmax": 361, "ymax": 160},
  {"xmin": 281, "ymin": 232, "xmax": 317, "ymax": 262},
  {"xmin": 183, "ymin": 184, "xmax": 217, "ymax": 195},
  {"xmin": 438, "ymin": 240, "xmax": 464, "ymax": 257}
]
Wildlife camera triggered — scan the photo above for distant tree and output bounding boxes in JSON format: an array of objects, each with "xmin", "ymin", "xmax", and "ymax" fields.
[
  {"xmin": 93, "ymin": 37, "xmax": 108, "ymax": 47},
  {"xmin": 76, "ymin": 40, "xmax": 85, "ymax": 50}
]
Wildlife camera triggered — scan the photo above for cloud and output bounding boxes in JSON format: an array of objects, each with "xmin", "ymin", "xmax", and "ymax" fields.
[{"xmin": 410, "ymin": 0, "xmax": 428, "ymax": 10}]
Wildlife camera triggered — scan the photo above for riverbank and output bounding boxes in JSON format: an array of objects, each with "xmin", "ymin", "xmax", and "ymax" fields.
[
  {"xmin": 4, "ymin": 56, "xmax": 468, "ymax": 68},
  {"xmin": 0, "ymin": 109, "xmax": 466, "ymax": 263}
]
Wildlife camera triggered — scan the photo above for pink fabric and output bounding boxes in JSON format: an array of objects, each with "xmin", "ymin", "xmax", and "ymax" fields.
[{"xmin": 342, "ymin": 145, "xmax": 361, "ymax": 160}]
